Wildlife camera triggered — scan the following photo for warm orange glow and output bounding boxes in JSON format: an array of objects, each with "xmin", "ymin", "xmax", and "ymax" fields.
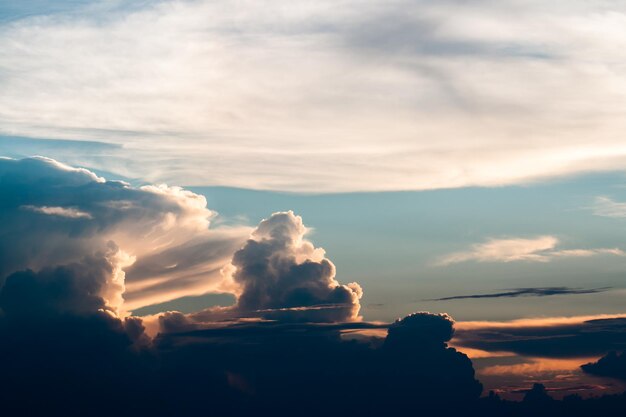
[{"xmin": 456, "ymin": 313, "xmax": 626, "ymax": 331}]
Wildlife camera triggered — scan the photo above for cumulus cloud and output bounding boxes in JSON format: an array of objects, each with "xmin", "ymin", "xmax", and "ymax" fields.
[
  {"xmin": 0, "ymin": 246, "xmax": 126, "ymax": 317},
  {"xmin": 3, "ymin": 1, "xmax": 626, "ymax": 191},
  {"xmin": 0, "ymin": 156, "xmax": 250, "ymax": 312},
  {"xmin": 226, "ymin": 211, "xmax": 362, "ymax": 322},
  {"xmin": 436, "ymin": 236, "xmax": 625, "ymax": 265},
  {"xmin": 157, "ymin": 211, "xmax": 363, "ymax": 330}
]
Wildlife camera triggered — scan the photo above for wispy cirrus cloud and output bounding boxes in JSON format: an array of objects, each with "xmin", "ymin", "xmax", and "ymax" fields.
[
  {"xmin": 436, "ymin": 236, "xmax": 625, "ymax": 266},
  {"xmin": 592, "ymin": 196, "xmax": 626, "ymax": 218},
  {"xmin": 3, "ymin": 1, "xmax": 626, "ymax": 191}
]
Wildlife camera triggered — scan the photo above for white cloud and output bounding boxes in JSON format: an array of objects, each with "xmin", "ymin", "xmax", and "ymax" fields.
[
  {"xmin": 436, "ymin": 236, "xmax": 625, "ymax": 266},
  {"xmin": 2, "ymin": 1, "xmax": 626, "ymax": 191},
  {"xmin": 21, "ymin": 205, "xmax": 93, "ymax": 219},
  {"xmin": 592, "ymin": 196, "xmax": 626, "ymax": 218},
  {"xmin": 0, "ymin": 157, "xmax": 251, "ymax": 314}
]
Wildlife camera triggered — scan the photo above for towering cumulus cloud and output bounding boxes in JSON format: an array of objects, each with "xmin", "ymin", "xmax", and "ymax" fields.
[
  {"xmin": 227, "ymin": 211, "xmax": 362, "ymax": 322},
  {"xmin": 0, "ymin": 156, "xmax": 249, "ymax": 312}
]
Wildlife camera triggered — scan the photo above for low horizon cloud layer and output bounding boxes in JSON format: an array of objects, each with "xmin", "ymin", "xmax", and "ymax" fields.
[
  {"xmin": 3, "ymin": 1, "xmax": 626, "ymax": 191},
  {"xmin": 454, "ymin": 314, "xmax": 626, "ymax": 358},
  {"xmin": 436, "ymin": 236, "xmax": 625, "ymax": 266}
]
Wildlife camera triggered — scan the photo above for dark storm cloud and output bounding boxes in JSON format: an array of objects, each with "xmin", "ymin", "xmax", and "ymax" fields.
[
  {"xmin": 0, "ymin": 247, "xmax": 152, "ymax": 417},
  {"xmin": 152, "ymin": 311, "xmax": 482, "ymax": 417},
  {"xmin": 454, "ymin": 317, "xmax": 626, "ymax": 358},
  {"xmin": 582, "ymin": 351, "xmax": 626, "ymax": 381},
  {"xmin": 431, "ymin": 287, "xmax": 609, "ymax": 301},
  {"xmin": 0, "ymin": 252, "xmax": 118, "ymax": 317}
]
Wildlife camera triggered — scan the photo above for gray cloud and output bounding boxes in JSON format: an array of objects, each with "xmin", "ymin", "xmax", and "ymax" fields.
[
  {"xmin": 454, "ymin": 317, "xmax": 626, "ymax": 358},
  {"xmin": 430, "ymin": 287, "xmax": 610, "ymax": 301},
  {"xmin": 582, "ymin": 351, "xmax": 626, "ymax": 381}
]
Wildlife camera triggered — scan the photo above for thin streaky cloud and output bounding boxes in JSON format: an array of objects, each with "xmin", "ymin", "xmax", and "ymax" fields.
[
  {"xmin": 592, "ymin": 196, "xmax": 626, "ymax": 218},
  {"xmin": 429, "ymin": 286, "xmax": 611, "ymax": 301},
  {"xmin": 21, "ymin": 205, "xmax": 93, "ymax": 219},
  {"xmin": 436, "ymin": 235, "xmax": 625, "ymax": 266}
]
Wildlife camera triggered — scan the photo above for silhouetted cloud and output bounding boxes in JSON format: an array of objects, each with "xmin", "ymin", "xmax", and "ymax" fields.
[
  {"xmin": 431, "ymin": 287, "xmax": 609, "ymax": 301},
  {"xmin": 582, "ymin": 351, "xmax": 626, "ymax": 381},
  {"xmin": 153, "ymin": 311, "xmax": 482, "ymax": 416},
  {"xmin": 454, "ymin": 316, "xmax": 626, "ymax": 358}
]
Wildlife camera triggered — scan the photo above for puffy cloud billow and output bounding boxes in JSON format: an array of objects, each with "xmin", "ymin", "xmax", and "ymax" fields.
[
  {"xmin": 0, "ymin": 156, "xmax": 250, "ymax": 312},
  {"xmin": 226, "ymin": 211, "xmax": 363, "ymax": 322}
]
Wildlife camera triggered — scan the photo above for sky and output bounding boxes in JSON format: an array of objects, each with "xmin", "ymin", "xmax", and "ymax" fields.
[{"xmin": 2, "ymin": 0, "xmax": 626, "ymax": 414}]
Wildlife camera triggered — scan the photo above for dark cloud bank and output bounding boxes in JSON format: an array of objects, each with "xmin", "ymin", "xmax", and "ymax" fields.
[
  {"xmin": 1, "ymin": 157, "xmax": 626, "ymax": 416},
  {"xmin": 455, "ymin": 317, "xmax": 626, "ymax": 358}
]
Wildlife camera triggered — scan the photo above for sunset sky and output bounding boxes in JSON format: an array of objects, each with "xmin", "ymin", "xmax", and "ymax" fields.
[{"xmin": 2, "ymin": 1, "xmax": 626, "ymax": 414}]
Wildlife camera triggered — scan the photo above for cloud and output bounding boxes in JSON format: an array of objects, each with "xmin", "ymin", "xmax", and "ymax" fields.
[
  {"xmin": 0, "ymin": 248, "xmax": 125, "ymax": 318},
  {"xmin": 592, "ymin": 196, "xmax": 626, "ymax": 218},
  {"xmin": 582, "ymin": 351, "xmax": 626, "ymax": 381},
  {"xmin": 21, "ymin": 204, "xmax": 93, "ymax": 218},
  {"xmin": 2, "ymin": 156, "xmax": 626, "ymax": 415},
  {"xmin": 431, "ymin": 287, "xmax": 610, "ymax": 301},
  {"xmin": 3, "ymin": 1, "xmax": 626, "ymax": 191},
  {"xmin": 152, "ymin": 312, "xmax": 482, "ymax": 416},
  {"xmin": 0, "ymin": 156, "xmax": 250, "ymax": 312},
  {"xmin": 155, "ymin": 211, "xmax": 363, "ymax": 328},
  {"xmin": 454, "ymin": 315, "xmax": 626, "ymax": 358},
  {"xmin": 225, "ymin": 211, "xmax": 363, "ymax": 322},
  {"xmin": 0, "ymin": 156, "xmax": 363, "ymax": 321},
  {"xmin": 436, "ymin": 236, "xmax": 625, "ymax": 265}
]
